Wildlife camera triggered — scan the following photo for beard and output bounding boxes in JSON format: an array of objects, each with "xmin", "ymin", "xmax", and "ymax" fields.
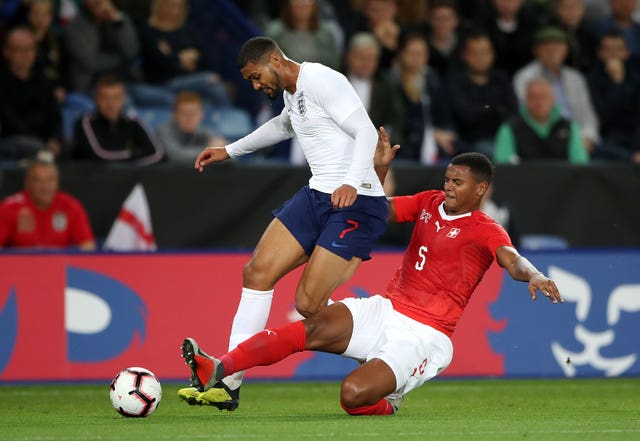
[{"xmin": 263, "ymin": 67, "xmax": 284, "ymax": 101}]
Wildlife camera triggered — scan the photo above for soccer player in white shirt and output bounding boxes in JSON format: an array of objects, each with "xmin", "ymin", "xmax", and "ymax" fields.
[{"xmin": 180, "ymin": 37, "xmax": 389, "ymax": 410}]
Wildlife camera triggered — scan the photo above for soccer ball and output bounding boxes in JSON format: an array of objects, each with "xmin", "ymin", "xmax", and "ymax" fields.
[{"xmin": 109, "ymin": 367, "xmax": 162, "ymax": 417}]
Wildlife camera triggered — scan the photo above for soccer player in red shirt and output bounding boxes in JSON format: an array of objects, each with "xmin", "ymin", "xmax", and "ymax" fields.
[
  {"xmin": 179, "ymin": 130, "xmax": 563, "ymax": 416},
  {"xmin": 0, "ymin": 159, "xmax": 95, "ymax": 250}
]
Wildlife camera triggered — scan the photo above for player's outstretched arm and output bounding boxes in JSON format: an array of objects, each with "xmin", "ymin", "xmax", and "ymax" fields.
[
  {"xmin": 374, "ymin": 127, "xmax": 400, "ymax": 186},
  {"xmin": 194, "ymin": 146, "xmax": 230, "ymax": 172},
  {"xmin": 496, "ymin": 246, "xmax": 564, "ymax": 304}
]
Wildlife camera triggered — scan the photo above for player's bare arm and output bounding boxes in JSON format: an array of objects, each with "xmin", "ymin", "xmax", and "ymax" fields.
[
  {"xmin": 496, "ymin": 245, "xmax": 563, "ymax": 304},
  {"xmin": 194, "ymin": 146, "xmax": 230, "ymax": 172},
  {"xmin": 373, "ymin": 127, "xmax": 400, "ymax": 186}
]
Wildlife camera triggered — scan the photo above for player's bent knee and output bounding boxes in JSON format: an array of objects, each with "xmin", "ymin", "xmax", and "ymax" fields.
[
  {"xmin": 242, "ymin": 259, "xmax": 275, "ymax": 290},
  {"xmin": 295, "ymin": 296, "xmax": 323, "ymax": 318},
  {"xmin": 340, "ymin": 379, "xmax": 375, "ymax": 409}
]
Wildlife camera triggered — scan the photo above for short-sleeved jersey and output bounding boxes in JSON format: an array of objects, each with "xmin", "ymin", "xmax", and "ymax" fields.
[
  {"xmin": 384, "ymin": 190, "xmax": 513, "ymax": 336},
  {"xmin": 0, "ymin": 191, "xmax": 94, "ymax": 249},
  {"xmin": 282, "ymin": 62, "xmax": 384, "ymax": 197}
]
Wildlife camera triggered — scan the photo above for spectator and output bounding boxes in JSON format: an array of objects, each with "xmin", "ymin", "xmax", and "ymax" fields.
[
  {"xmin": 475, "ymin": 0, "xmax": 538, "ymax": 77},
  {"xmin": 72, "ymin": 74, "xmax": 164, "ymax": 165},
  {"xmin": 24, "ymin": 0, "xmax": 67, "ymax": 103},
  {"xmin": 391, "ymin": 32, "xmax": 457, "ymax": 164},
  {"xmin": 447, "ymin": 30, "xmax": 518, "ymax": 156},
  {"xmin": 0, "ymin": 154, "xmax": 96, "ymax": 250},
  {"xmin": 265, "ymin": 0, "xmax": 341, "ymax": 70},
  {"xmin": 593, "ymin": 0, "xmax": 640, "ymax": 65},
  {"xmin": 513, "ymin": 26, "xmax": 600, "ymax": 151},
  {"xmin": 0, "ymin": 27, "xmax": 62, "ymax": 161},
  {"xmin": 494, "ymin": 77, "xmax": 589, "ymax": 164},
  {"xmin": 587, "ymin": 31, "xmax": 640, "ymax": 163},
  {"xmin": 156, "ymin": 91, "xmax": 227, "ymax": 165},
  {"xmin": 344, "ymin": 32, "xmax": 404, "ymax": 146},
  {"xmin": 135, "ymin": 0, "xmax": 230, "ymax": 107},
  {"xmin": 347, "ymin": 0, "xmax": 402, "ymax": 70},
  {"xmin": 63, "ymin": 0, "xmax": 139, "ymax": 93},
  {"xmin": 550, "ymin": 0, "xmax": 598, "ymax": 72},
  {"xmin": 425, "ymin": 0, "xmax": 462, "ymax": 78}
]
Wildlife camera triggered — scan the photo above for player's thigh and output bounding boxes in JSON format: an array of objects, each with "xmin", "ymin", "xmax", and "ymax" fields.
[
  {"xmin": 372, "ymin": 314, "xmax": 454, "ymax": 396},
  {"xmin": 244, "ymin": 218, "xmax": 308, "ymax": 289},
  {"xmin": 303, "ymin": 302, "xmax": 354, "ymax": 354},
  {"xmin": 295, "ymin": 245, "xmax": 362, "ymax": 312}
]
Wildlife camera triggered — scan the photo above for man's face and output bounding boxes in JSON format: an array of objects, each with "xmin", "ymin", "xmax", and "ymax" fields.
[
  {"xmin": 174, "ymin": 101, "xmax": 203, "ymax": 133},
  {"xmin": 346, "ymin": 44, "xmax": 379, "ymax": 79},
  {"xmin": 95, "ymin": 83, "xmax": 126, "ymax": 121},
  {"xmin": 29, "ymin": 1, "xmax": 54, "ymax": 32},
  {"xmin": 555, "ymin": 0, "xmax": 585, "ymax": 28},
  {"xmin": 443, "ymin": 165, "xmax": 486, "ymax": 215},
  {"xmin": 25, "ymin": 164, "xmax": 58, "ymax": 209},
  {"xmin": 462, "ymin": 37, "xmax": 495, "ymax": 74},
  {"xmin": 535, "ymin": 41, "xmax": 568, "ymax": 70},
  {"xmin": 526, "ymin": 81, "xmax": 554, "ymax": 121},
  {"xmin": 429, "ymin": 6, "xmax": 458, "ymax": 39},
  {"xmin": 240, "ymin": 59, "xmax": 284, "ymax": 101},
  {"xmin": 598, "ymin": 36, "xmax": 629, "ymax": 62},
  {"xmin": 610, "ymin": 0, "xmax": 636, "ymax": 19},
  {"xmin": 3, "ymin": 30, "xmax": 37, "ymax": 75}
]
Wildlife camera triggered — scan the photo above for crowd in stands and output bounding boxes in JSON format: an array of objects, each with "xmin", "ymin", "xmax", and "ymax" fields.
[{"xmin": 0, "ymin": 0, "xmax": 639, "ymax": 167}]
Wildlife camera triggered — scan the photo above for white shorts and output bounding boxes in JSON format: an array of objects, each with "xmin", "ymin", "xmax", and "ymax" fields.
[{"xmin": 340, "ymin": 295, "xmax": 453, "ymax": 396}]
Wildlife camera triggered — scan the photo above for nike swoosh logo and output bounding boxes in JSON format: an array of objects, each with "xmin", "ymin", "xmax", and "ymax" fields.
[{"xmin": 331, "ymin": 241, "xmax": 348, "ymax": 248}]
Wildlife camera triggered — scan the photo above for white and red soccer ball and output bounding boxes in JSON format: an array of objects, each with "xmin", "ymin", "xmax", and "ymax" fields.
[{"xmin": 109, "ymin": 367, "xmax": 162, "ymax": 417}]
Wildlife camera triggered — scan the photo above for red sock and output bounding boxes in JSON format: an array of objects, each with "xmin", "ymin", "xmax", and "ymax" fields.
[
  {"xmin": 341, "ymin": 398, "xmax": 394, "ymax": 416},
  {"xmin": 194, "ymin": 354, "xmax": 214, "ymax": 383},
  {"xmin": 219, "ymin": 321, "xmax": 306, "ymax": 376}
]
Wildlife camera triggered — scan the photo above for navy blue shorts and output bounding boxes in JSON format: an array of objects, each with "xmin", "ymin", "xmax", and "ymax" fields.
[{"xmin": 273, "ymin": 185, "xmax": 388, "ymax": 261}]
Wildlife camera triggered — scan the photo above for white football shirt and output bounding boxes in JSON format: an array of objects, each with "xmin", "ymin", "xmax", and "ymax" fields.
[
  {"xmin": 282, "ymin": 62, "xmax": 384, "ymax": 197},
  {"xmin": 225, "ymin": 63, "xmax": 384, "ymax": 196}
]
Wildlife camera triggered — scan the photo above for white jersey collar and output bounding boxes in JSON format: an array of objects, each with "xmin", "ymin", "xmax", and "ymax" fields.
[{"xmin": 438, "ymin": 201, "xmax": 472, "ymax": 221}]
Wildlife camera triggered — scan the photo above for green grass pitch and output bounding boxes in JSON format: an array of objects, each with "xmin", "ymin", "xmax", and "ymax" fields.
[{"xmin": 1, "ymin": 378, "xmax": 638, "ymax": 441}]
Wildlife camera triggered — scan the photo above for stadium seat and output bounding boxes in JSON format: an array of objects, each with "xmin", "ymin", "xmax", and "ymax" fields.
[
  {"xmin": 520, "ymin": 234, "xmax": 570, "ymax": 251},
  {"xmin": 206, "ymin": 107, "xmax": 254, "ymax": 141},
  {"xmin": 136, "ymin": 106, "xmax": 174, "ymax": 131},
  {"xmin": 61, "ymin": 93, "xmax": 95, "ymax": 145}
]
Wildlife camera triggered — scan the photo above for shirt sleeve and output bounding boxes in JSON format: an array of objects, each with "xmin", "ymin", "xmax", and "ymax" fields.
[
  {"xmin": 0, "ymin": 202, "xmax": 14, "ymax": 247},
  {"xmin": 68, "ymin": 198, "xmax": 95, "ymax": 246},
  {"xmin": 392, "ymin": 191, "xmax": 429, "ymax": 223},
  {"xmin": 485, "ymin": 223, "xmax": 514, "ymax": 258},
  {"xmin": 568, "ymin": 122, "xmax": 589, "ymax": 164},
  {"xmin": 493, "ymin": 123, "xmax": 517, "ymax": 164},
  {"xmin": 337, "ymin": 107, "xmax": 378, "ymax": 190},
  {"xmin": 225, "ymin": 107, "xmax": 294, "ymax": 158}
]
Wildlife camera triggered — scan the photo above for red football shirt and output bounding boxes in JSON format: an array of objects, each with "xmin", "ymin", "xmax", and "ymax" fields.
[
  {"xmin": 384, "ymin": 190, "xmax": 513, "ymax": 337},
  {"xmin": 0, "ymin": 191, "xmax": 94, "ymax": 249}
]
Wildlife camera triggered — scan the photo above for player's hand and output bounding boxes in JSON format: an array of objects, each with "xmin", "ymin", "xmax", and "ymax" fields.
[
  {"xmin": 528, "ymin": 273, "xmax": 563, "ymax": 304},
  {"xmin": 194, "ymin": 146, "xmax": 230, "ymax": 172},
  {"xmin": 331, "ymin": 184, "xmax": 357, "ymax": 209},
  {"xmin": 374, "ymin": 127, "xmax": 400, "ymax": 169}
]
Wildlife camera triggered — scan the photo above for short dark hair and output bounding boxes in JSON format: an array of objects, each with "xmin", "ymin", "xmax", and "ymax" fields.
[
  {"xmin": 237, "ymin": 37, "xmax": 283, "ymax": 69},
  {"xmin": 461, "ymin": 29, "xmax": 492, "ymax": 51},
  {"xmin": 96, "ymin": 73, "xmax": 124, "ymax": 88},
  {"xmin": 450, "ymin": 152, "xmax": 494, "ymax": 184},
  {"xmin": 599, "ymin": 30, "xmax": 626, "ymax": 46}
]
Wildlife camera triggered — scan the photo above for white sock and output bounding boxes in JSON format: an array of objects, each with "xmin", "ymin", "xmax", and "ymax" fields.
[{"xmin": 222, "ymin": 287, "xmax": 274, "ymax": 391}]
